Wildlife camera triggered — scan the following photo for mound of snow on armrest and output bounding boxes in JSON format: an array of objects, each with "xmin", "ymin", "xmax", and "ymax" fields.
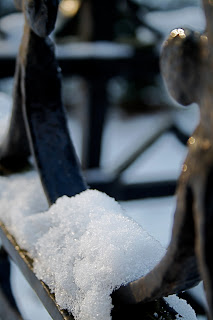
[{"xmin": 0, "ymin": 171, "xmax": 197, "ymax": 320}]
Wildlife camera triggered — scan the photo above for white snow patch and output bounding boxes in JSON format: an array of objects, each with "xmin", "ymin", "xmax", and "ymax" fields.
[
  {"xmin": 144, "ymin": 7, "xmax": 205, "ymax": 36},
  {"xmin": 165, "ymin": 295, "xmax": 197, "ymax": 319},
  {"xmin": 0, "ymin": 171, "xmax": 197, "ymax": 320}
]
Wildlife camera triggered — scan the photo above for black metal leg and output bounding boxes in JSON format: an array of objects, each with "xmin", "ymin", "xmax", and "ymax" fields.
[
  {"xmin": 82, "ymin": 79, "xmax": 108, "ymax": 169},
  {"xmin": 21, "ymin": 29, "xmax": 87, "ymax": 205}
]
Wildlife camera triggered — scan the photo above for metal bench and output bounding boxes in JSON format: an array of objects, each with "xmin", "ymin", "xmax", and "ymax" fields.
[{"xmin": 0, "ymin": 0, "xmax": 212, "ymax": 319}]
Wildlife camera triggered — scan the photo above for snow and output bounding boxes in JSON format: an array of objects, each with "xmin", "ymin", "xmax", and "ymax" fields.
[
  {"xmin": 122, "ymin": 132, "xmax": 187, "ymax": 183},
  {"xmin": 144, "ymin": 7, "xmax": 205, "ymax": 36},
  {"xmin": 101, "ymin": 110, "xmax": 173, "ymax": 173},
  {"xmin": 0, "ymin": 171, "xmax": 165, "ymax": 319},
  {"xmin": 0, "ymin": 170, "xmax": 196, "ymax": 320},
  {"xmin": 189, "ymin": 282, "xmax": 208, "ymax": 310},
  {"xmin": 165, "ymin": 295, "xmax": 197, "ymax": 319},
  {"xmin": 33, "ymin": 190, "xmax": 165, "ymax": 320},
  {"xmin": 56, "ymin": 42, "xmax": 133, "ymax": 59},
  {"xmin": 0, "ymin": 90, "xmax": 199, "ymax": 319},
  {"xmin": 0, "ymin": 6, "xmax": 205, "ymax": 61},
  {"xmin": 122, "ymin": 196, "xmax": 176, "ymax": 248},
  {"xmin": 0, "ymin": 13, "xmax": 133, "ymax": 59},
  {"xmin": 0, "ymin": 13, "xmax": 23, "ymax": 57},
  {"xmin": 0, "ymin": 1, "xmax": 207, "ymax": 318},
  {"xmin": 137, "ymin": 0, "xmax": 201, "ymax": 10}
]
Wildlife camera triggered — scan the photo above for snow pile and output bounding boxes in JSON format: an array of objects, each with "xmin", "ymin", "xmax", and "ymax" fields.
[
  {"xmin": 0, "ymin": 171, "xmax": 197, "ymax": 320},
  {"xmin": 33, "ymin": 190, "xmax": 166, "ymax": 320}
]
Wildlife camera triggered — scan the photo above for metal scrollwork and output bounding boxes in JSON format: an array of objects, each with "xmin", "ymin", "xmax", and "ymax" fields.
[
  {"xmin": 0, "ymin": 0, "xmax": 87, "ymax": 203},
  {"xmin": 2, "ymin": 0, "xmax": 213, "ymax": 318},
  {"xmin": 115, "ymin": 1, "xmax": 213, "ymax": 318}
]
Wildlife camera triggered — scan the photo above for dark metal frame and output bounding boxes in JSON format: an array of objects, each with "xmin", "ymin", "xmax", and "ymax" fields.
[{"xmin": 0, "ymin": 0, "xmax": 212, "ymax": 319}]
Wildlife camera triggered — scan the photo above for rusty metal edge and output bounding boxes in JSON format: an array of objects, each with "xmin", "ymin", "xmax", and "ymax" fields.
[{"xmin": 0, "ymin": 221, "xmax": 74, "ymax": 320}]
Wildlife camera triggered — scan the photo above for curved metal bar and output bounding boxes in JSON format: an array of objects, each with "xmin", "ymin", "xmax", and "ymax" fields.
[
  {"xmin": 19, "ymin": 23, "xmax": 87, "ymax": 204},
  {"xmin": 194, "ymin": 165, "xmax": 213, "ymax": 318},
  {"xmin": 23, "ymin": 0, "xmax": 59, "ymax": 37},
  {"xmin": 0, "ymin": 0, "xmax": 59, "ymax": 174},
  {"xmin": 4, "ymin": 0, "xmax": 86, "ymax": 203},
  {"xmin": 114, "ymin": 182, "xmax": 201, "ymax": 304},
  {"xmin": 0, "ymin": 0, "xmax": 87, "ymax": 203},
  {"xmin": 194, "ymin": 2, "xmax": 213, "ymax": 317},
  {"xmin": 114, "ymin": 1, "xmax": 213, "ymax": 316},
  {"xmin": 3, "ymin": 0, "xmax": 212, "ymax": 315}
]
